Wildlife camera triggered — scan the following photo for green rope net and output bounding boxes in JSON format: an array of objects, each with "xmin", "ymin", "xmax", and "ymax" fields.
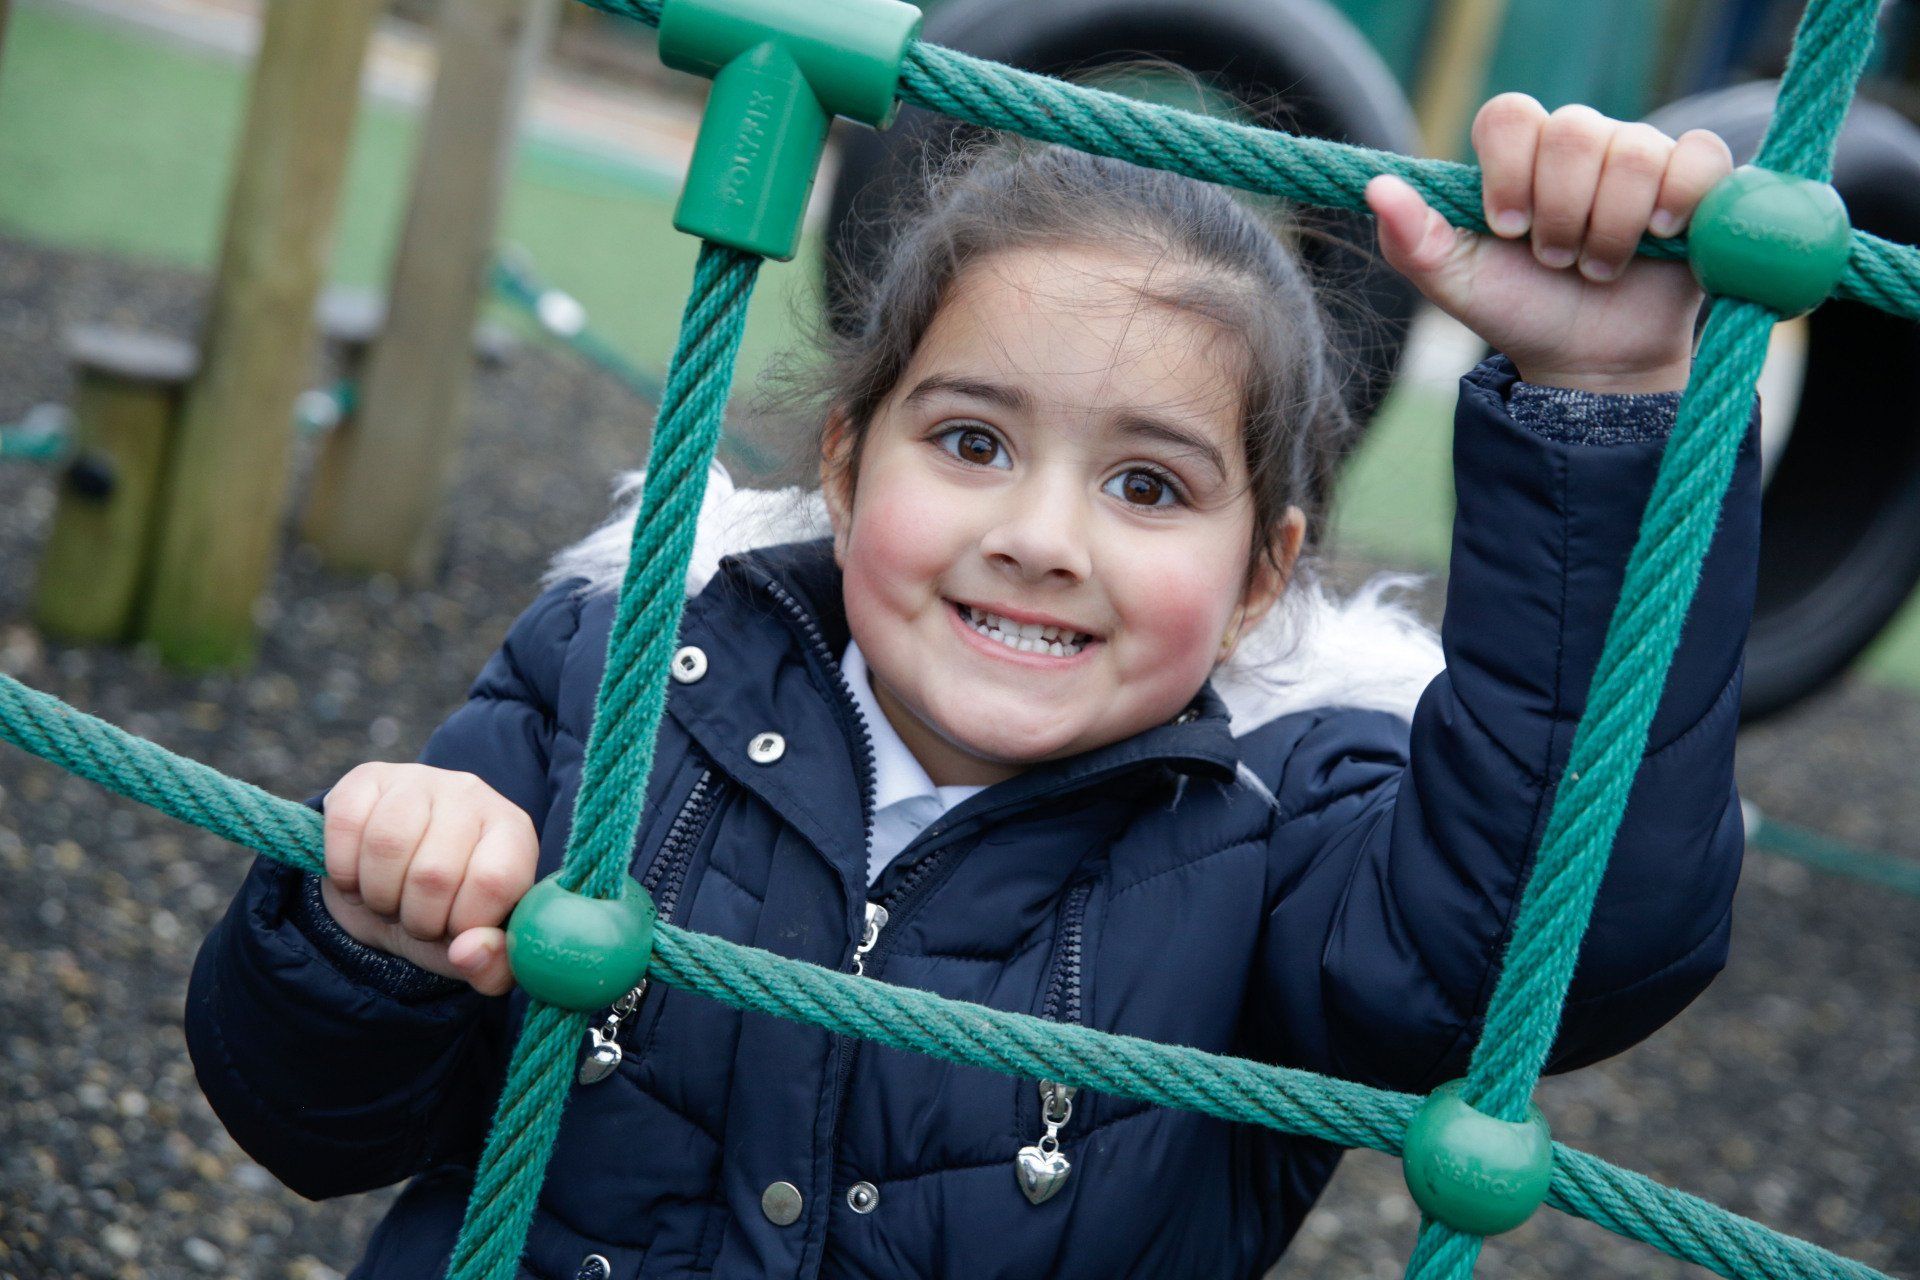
[{"xmin": 0, "ymin": 0, "xmax": 1913, "ymax": 1276}]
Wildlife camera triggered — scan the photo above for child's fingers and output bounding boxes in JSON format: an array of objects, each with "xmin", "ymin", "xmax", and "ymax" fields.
[
  {"xmin": 1367, "ymin": 174, "xmax": 1459, "ymax": 282},
  {"xmin": 321, "ymin": 762, "xmax": 392, "ymax": 897},
  {"xmin": 445, "ymin": 810, "xmax": 539, "ymax": 938},
  {"xmin": 397, "ymin": 794, "xmax": 486, "ymax": 942},
  {"xmin": 448, "ymin": 926, "xmax": 515, "ymax": 997},
  {"xmin": 1470, "ymin": 92, "xmax": 1547, "ymax": 237},
  {"xmin": 1650, "ymin": 128, "xmax": 1736, "ymax": 237},
  {"xmin": 1530, "ymin": 104, "xmax": 1612, "ymax": 269},
  {"xmin": 1580, "ymin": 123, "xmax": 1672, "ymax": 281},
  {"xmin": 356, "ymin": 781, "xmax": 433, "ymax": 917}
]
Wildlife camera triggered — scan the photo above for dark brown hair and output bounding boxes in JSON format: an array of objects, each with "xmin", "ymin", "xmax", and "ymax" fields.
[{"xmin": 765, "ymin": 132, "xmax": 1360, "ymax": 582}]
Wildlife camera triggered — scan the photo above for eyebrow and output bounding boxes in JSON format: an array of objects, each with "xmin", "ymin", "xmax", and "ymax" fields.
[
  {"xmin": 901, "ymin": 374, "xmax": 1231, "ymax": 485},
  {"xmin": 901, "ymin": 373, "xmax": 1030, "ymax": 414},
  {"xmin": 1112, "ymin": 412, "xmax": 1230, "ymax": 486}
]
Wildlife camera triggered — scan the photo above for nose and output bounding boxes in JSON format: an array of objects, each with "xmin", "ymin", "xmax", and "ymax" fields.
[{"xmin": 978, "ymin": 470, "xmax": 1091, "ymax": 585}]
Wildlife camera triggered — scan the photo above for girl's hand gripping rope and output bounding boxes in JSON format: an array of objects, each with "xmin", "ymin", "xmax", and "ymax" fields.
[
  {"xmin": 1368, "ymin": 93, "xmax": 1735, "ymax": 395},
  {"xmin": 318, "ymin": 761, "xmax": 539, "ymax": 996}
]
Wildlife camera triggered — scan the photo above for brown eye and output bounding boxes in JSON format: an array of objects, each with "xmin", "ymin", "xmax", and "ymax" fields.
[
  {"xmin": 939, "ymin": 426, "xmax": 1009, "ymax": 469},
  {"xmin": 1107, "ymin": 469, "xmax": 1177, "ymax": 508}
]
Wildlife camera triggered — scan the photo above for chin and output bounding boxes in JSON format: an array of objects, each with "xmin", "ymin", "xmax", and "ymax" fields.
[{"xmin": 939, "ymin": 718, "xmax": 1081, "ymax": 767}]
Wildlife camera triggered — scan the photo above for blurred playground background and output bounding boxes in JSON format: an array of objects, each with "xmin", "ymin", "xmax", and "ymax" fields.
[
  {"xmin": 0, "ymin": 1, "xmax": 1916, "ymax": 1278},
  {"xmin": 0, "ymin": 0, "xmax": 1890, "ymax": 674}
]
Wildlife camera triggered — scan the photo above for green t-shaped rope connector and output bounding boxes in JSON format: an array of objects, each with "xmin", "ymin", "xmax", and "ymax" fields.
[{"xmin": 658, "ymin": 0, "xmax": 922, "ymax": 260}]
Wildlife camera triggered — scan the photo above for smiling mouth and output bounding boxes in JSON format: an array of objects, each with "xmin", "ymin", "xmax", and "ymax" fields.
[{"xmin": 951, "ymin": 601, "xmax": 1096, "ymax": 658}]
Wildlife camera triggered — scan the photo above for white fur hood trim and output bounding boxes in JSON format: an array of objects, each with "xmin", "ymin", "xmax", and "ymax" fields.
[{"xmin": 548, "ymin": 464, "xmax": 1445, "ymax": 730}]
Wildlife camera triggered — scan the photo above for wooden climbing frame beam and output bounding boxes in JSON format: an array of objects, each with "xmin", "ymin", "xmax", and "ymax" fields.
[
  {"xmin": 301, "ymin": 0, "xmax": 562, "ymax": 582},
  {"xmin": 139, "ymin": 0, "xmax": 384, "ymax": 668}
]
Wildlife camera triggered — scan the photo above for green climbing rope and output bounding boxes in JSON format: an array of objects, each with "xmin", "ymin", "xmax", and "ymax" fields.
[
  {"xmin": 0, "ymin": 407, "xmax": 71, "ymax": 465},
  {"xmin": 1748, "ymin": 806, "xmax": 1920, "ymax": 899},
  {"xmin": 449, "ymin": 239, "xmax": 763, "ymax": 1277},
  {"xmin": 0, "ymin": 0, "xmax": 1910, "ymax": 1277},
  {"xmin": 0, "ymin": 670, "xmax": 1895, "ymax": 1280}
]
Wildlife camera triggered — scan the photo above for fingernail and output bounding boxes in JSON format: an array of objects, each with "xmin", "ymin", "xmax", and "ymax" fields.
[
  {"xmin": 1579, "ymin": 255, "xmax": 1617, "ymax": 282},
  {"xmin": 1537, "ymin": 245, "xmax": 1577, "ymax": 270},
  {"xmin": 1491, "ymin": 208, "xmax": 1529, "ymax": 237},
  {"xmin": 1649, "ymin": 209, "xmax": 1681, "ymax": 237}
]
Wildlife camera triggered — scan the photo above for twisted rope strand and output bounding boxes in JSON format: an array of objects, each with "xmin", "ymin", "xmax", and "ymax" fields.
[
  {"xmin": 443, "ymin": 241, "xmax": 761, "ymax": 1280},
  {"xmin": 1461, "ymin": 0, "xmax": 1874, "ymax": 1132},
  {"xmin": 1402, "ymin": 1, "xmax": 1883, "ymax": 1276},
  {"xmin": 562, "ymin": 244, "xmax": 760, "ymax": 902},
  {"xmin": 575, "ymin": 0, "xmax": 1920, "ymax": 324},
  {"xmin": 0, "ymin": 669, "xmax": 1895, "ymax": 1278},
  {"xmin": 0, "ymin": 673, "xmax": 324, "ymax": 874}
]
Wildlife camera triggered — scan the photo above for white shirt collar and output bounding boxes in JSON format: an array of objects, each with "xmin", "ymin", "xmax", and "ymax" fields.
[{"xmin": 842, "ymin": 639, "xmax": 985, "ymax": 815}]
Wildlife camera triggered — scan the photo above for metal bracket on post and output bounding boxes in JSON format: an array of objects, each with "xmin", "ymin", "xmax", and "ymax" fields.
[{"xmin": 657, "ymin": 0, "xmax": 922, "ymax": 262}]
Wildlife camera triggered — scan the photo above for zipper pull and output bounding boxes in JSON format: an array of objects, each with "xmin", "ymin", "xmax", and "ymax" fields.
[
  {"xmin": 852, "ymin": 901, "xmax": 890, "ymax": 977},
  {"xmin": 577, "ymin": 981, "xmax": 646, "ymax": 1085},
  {"xmin": 1015, "ymin": 1080, "xmax": 1077, "ymax": 1205}
]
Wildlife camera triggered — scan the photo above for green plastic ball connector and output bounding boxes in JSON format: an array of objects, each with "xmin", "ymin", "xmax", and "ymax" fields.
[
  {"xmin": 1401, "ymin": 1080, "xmax": 1554, "ymax": 1236},
  {"xmin": 1687, "ymin": 165, "xmax": 1851, "ymax": 318},
  {"xmin": 505, "ymin": 873, "xmax": 657, "ymax": 1011},
  {"xmin": 657, "ymin": 0, "xmax": 923, "ymax": 261}
]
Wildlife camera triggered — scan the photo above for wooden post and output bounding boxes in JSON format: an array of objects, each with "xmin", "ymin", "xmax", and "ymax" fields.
[
  {"xmin": 299, "ymin": 287, "xmax": 383, "ymax": 541},
  {"xmin": 139, "ymin": 0, "xmax": 383, "ymax": 668},
  {"xmin": 303, "ymin": 0, "xmax": 561, "ymax": 581},
  {"xmin": 34, "ymin": 328, "xmax": 197, "ymax": 643},
  {"xmin": 1414, "ymin": 0, "xmax": 1510, "ymax": 159}
]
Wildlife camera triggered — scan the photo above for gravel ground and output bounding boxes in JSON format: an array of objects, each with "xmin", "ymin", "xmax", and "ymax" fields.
[{"xmin": 0, "ymin": 236, "xmax": 1914, "ymax": 1280}]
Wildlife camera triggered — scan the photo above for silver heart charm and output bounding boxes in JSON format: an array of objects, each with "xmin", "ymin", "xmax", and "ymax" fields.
[
  {"xmin": 577, "ymin": 1028, "xmax": 623, "ymax": 1085},
  {"xmin": 1015, "ymin": 1144, "xmax": 1071, "ymax": 1205}
]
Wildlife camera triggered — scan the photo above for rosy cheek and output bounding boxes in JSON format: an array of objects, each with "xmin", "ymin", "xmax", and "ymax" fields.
[
  {"xmin": 1111, "ymin": 553, "xmax": 1237, "ymax": 684},
  {"xmin": 841, "ymin": 476, "xmax": 953, "ymax": 623}
]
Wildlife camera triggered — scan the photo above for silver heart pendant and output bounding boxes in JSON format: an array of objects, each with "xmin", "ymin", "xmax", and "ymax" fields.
[
  {"xmin": 577, "ymin": 1030, "xmax": 623, "ymax": 1085},
  {"xmin": 1015, "ymin": 1144, "xmax": 1071, "ymax": 1205}
]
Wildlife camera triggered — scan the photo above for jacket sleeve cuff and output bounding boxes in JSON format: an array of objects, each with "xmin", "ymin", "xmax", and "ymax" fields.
[
  {"xmin": 290, "ymin": 873, "xmax": 467, "ymax": 1002},
  {"xmin": 1506, "ymin": 375, "xmax": 1682, "ymax": 446}
]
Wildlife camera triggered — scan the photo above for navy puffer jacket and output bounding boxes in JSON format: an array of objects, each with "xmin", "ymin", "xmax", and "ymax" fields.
[{"xmin": 186, "ymin": 360, "xmax": 1759, "ymax": 1279}]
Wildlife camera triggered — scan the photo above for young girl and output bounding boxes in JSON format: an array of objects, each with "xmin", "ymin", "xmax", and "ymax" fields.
[{"xmin": 187, "ymin": 95, "xmax": 1755, "ymax": 1279}]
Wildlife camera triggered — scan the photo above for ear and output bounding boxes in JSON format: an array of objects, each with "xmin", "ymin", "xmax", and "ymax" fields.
[
  {"xmin": 1222, "ymin": 505, "xmax": 1307, "ymax": 662},
  {"xmin": 819, "ymin": 407, "xmax": 858, "ymax": 566}
]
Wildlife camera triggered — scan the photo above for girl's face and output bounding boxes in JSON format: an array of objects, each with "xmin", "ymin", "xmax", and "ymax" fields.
[{"xmin": 823, "ymin": 246, "xmax": 1304, "ymax": 787}]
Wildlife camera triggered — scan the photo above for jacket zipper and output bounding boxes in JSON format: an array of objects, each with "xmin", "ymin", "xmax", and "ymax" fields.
[
  {"xmin": 642, "ymin": 768, "xmax": 722, "ymax": 922},
  {"xmin": 752, "ymin": 573, "xmax": 913, "ymax": 1233},
  {"xmin": 826, "ymin": 837, "xmax": 970, "ymax": 1177},
  {"xmin": 742, "ymin": 566, "xmax": 1134, "ymax": 1226},
  {"xmin": 1039, "ymin": 880, "xmax": 1091, "ymax": 1025},
  {"xmin": 577, "ymin": 767, "xmax": 726, "ymax": 1085},
  {"xmin": 1016, "ymin": 878, "xmax": 1092, "ymax": 1204}
]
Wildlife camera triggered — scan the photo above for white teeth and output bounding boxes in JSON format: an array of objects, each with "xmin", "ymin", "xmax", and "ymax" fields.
[{"xmin": 959, "ymin": 604, "xmax": 1087, "ymax": 657}]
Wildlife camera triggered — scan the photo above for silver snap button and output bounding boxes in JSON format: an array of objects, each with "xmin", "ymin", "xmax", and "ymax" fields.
[
  {"xmin": 747, "ymin": 731, "xmax": 786, "ymax": 764},
  {"xmin": 847, "ymin": 1181, "xmax": 880, "ymax": 1214},
  {"xmin": 1173, "ymin": 708, "xmax": 1199, "ymax": 725},
  {"xmin": 762, "ymin": 1180, "xmax": 804, "ymax": 1225},
  {"xmin": 670, "ymin": 645, "xmax": 708, "ymax": 684},
  {"xmin": 574, "ymin": 1255, "xmax": 612, "ymax": 1280}
]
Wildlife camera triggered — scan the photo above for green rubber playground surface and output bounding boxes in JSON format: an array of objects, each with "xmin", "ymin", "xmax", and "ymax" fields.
[{"xmin": 3, "ymin": 0, "xmax": 1919, "ymax": 692}]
